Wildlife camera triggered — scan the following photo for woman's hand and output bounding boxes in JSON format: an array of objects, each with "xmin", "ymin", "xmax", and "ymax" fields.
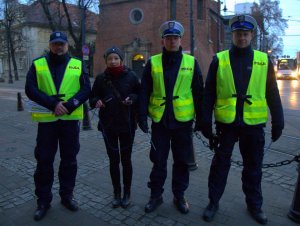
[
  {"xmin": 95, "ymin": 99, "xmax": 105, "ymax": 108},
  {"xmin": 122, "ymin": 97, "xmax": 133, "ymax": 105}
]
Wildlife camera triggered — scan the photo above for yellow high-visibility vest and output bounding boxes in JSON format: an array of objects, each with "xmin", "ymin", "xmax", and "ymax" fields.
[
  {"xmin": 31, "ymin": 57, "xmax": 83, "ymax": 122},
  {"xmin": 215, "ymin": 50, "xmax": 268, "ymax": 125},
  {"xmin": 148, "ymin": 53, "xmax": 195, "ymax": 122}
]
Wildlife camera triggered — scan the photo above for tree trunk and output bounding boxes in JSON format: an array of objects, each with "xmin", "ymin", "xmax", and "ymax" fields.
[{"xmin": 10, "ymin": 41, "xmax": 19, "ymax": 81}]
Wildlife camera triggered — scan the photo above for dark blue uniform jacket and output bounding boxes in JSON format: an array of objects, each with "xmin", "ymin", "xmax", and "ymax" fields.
[
  {"xmin": 25, "ymin": 52, "xmax": 91, "ymax": 114},
  {"xmin": 139, "ymin": 47, "xmax": 204, "ymax": 129},
  {"xmin": 203, "ymin": 45, "xmax": 284, "ymax": 130}
]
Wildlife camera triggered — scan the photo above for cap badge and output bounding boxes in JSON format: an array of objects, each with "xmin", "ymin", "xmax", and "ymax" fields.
[
  {"xmin": 237, "ymin": 15, "xmax": 245, "ymax": 22},
  {"xmin": 168, "ymin": 21, "xmax": 175, "ymax": 29}
]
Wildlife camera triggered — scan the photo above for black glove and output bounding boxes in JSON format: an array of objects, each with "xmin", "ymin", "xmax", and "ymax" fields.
[
  {"xmin": 271, "ymin": 126, "xmax": 282, "ymax": 142},
  {"xmin": 138, "ymin": 120, "xmax": 149, "ymax": 133},
  {"xmin": 193, "ymin": 122, "xmax": 201, "ymax": 132},
  {"xmin": 201, "ymin": 124, "xmax": 213, "ymax": 139}
]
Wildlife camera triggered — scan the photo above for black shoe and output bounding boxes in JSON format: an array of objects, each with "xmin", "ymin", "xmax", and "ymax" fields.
[
  {"xmin": 144, "ymin": 196, "xmax": 163, "ymax": 213},
  {"xmin": 202, "ymin": 202, "xmax": 219, "ymax": 222},
  {"xmin": 173, "ymin": 197, "xmax": 189, "ymax": 214},
  {"xmin": 34, "ymin": 204, "xmax": 50, "ymax": 221},
  {"xmin": 61, "ymin": 199, "xmax": 79, "ymax": 211},
  {"xmin": 121, "ymin": 193, "xmax": 131, "ymax": 209},
  {"xmin": 248, "ymin": 208, "xmax": 268, "ymax": 225},
  {"xmin": 112, "ymin": 194, "xmax": 121, "ymax": 208}
]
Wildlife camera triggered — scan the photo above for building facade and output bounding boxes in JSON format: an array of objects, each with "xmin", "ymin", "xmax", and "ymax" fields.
[
  {"xmin": 0, "ymin": 1, "xmax": 98, "ymax": 80},
  {"xmin": 94, "ymin": 0, "xmax": 224, "ymax": 78}
]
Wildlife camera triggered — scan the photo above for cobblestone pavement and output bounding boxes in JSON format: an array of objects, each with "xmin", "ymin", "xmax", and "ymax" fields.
[{"xmin": 0, "ymin": 79, "xmax": 299, "ymax": 226}]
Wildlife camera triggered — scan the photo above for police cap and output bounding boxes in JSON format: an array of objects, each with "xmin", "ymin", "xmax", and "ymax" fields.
[
  {"xmin": 229, "ymin": 15, "xmax": 257, "ymax": 32},
  {"xmin": 159, "ymin": 20, "xmax": 184, "ymax": 38},
  {"xmin": 49, "ymin": 31, "xmax": 68, "ymax": 43}
]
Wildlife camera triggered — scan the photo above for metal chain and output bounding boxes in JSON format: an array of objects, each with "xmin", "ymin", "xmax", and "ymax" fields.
[
  {"xmin": 231, "ymin": 157, "xmax": 299, "ymax": 168},
  {"xmin": 194, "ymin": 131, "xmax": 300, "ymax": 169},
  {"xmin": 194, "ymin": 132, "xmax": 212, "ymax": 150}
]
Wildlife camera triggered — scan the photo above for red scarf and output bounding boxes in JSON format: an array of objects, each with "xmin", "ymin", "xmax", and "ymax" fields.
[{"xmin": 105, "ymin": 65, "xmax": 125, "ymax": 78}]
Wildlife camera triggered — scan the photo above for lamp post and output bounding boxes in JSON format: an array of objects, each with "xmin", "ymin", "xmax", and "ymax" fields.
[
  {"xmin": 189, "ymin": 0, "xmax": 194, "ymax": 56},
  {"xmin": 5, "ymin": 2, "xmax": 13, "ymax": 84},
  {"xmin": 80, "ymin": 0, "xmax": 92, "ymax": 130}
]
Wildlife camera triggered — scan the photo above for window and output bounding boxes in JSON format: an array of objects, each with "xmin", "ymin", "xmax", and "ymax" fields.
[
  {"xmin": 129, "ymin": 8, "xmax": 144, "ymax": 25},
  {"xmin": 170, "ymin": 0, "xmax": 176, "ymax": 20},
  {"xmin": 197, "ymin": 0, "xmax": 204, "ymax": 20}
]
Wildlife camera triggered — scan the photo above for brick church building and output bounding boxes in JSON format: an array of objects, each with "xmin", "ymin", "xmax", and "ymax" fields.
[{"xmin": 94, "ymin": 0, "xmax": 224, "ymax": 78}]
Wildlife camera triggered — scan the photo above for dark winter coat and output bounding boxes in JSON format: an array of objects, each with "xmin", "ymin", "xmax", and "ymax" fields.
[{"xmin": 89, "ymin": 67, "xmax": 140, "ymax": 133}]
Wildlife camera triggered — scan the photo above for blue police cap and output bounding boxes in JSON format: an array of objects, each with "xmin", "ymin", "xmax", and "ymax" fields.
[
  {"xmin": 229, "ymin": 15, "xmax": 257, "ymax": 32},
  {"xmin": 159, "ymin": 20, "xmax": 184, "ymax": 38},
  {"xmin": 49, "ymin": 31, "xmax": 68, "ymax": 43}
]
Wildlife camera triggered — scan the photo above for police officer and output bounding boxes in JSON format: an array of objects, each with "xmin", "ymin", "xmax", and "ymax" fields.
[
  {"xmin": 138, "ymin": 20, "xmax": 204, "ymax": 214},
  {"xmin": 25, "ymin": 31, "xmax": 91, "ymax": 221},
  {"xmin": 201, "ymin": 15, "xmax": 284, "ymax": 224}
]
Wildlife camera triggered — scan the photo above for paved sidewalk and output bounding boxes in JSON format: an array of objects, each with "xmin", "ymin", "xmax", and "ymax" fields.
[{"xmin": 0, "ymin": 78, "xmax": 299, "ymax": 226}]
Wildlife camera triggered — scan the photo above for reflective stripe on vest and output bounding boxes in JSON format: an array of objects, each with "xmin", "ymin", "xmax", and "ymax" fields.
[
  {"xmin": 148, "ymin": 53, "xmax": 195, "ymax": 122},
  {"xmin": 215, "ymin": 50, "xmax": 268, "ymax": 125},
  {"xmin": 32, "ymin": 57, "xmax": 83, "ymax": 122}
]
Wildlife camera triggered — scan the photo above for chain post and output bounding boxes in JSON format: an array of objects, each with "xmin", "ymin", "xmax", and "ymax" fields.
[
  {"xmin": 288, "ymin": 155, "xmax": 300, "ymax": 223},
  {"xmin": 17, "ymin": 92, "xmax": 24, "ymax": 111},
  {"xmin": 82, "ymin": 102, "xmax": 92, "ymax": 130}
]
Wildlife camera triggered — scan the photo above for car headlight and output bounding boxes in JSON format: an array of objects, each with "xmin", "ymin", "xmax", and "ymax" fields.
[{"xmin": 291, "ymin": 72, "xmax": 297, "ymax": 77}]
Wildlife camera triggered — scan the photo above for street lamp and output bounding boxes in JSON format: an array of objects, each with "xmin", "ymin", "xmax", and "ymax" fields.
[
  {"xmin": 267, "ymin": 49, "xmax": 272, "ymax": 55},
  {"xmin": 189, "ymin": 0, "xmax": 194, "ymax": 56},
  {"xmin": 5, "ymin": 2, "xmax": 13, "ymax": 84}
]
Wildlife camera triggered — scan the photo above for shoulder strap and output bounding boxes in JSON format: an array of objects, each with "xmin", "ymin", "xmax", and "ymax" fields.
[{"xmin": 104, "ymin": 77, "xmax": 123, "ymax": 102}]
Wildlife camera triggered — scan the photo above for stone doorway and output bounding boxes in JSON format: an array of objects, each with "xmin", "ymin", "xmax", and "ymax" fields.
[
  {"xmin": 124, "ymin": 38, "xmax": 151, "ymax": 80},
  {"xmin": 132, "ymin": 54, "xmax": 145, "ymax": 80}
]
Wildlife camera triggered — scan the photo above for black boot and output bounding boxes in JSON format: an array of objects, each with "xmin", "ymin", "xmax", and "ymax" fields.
[
  {"xmin": 173, "ymin": 197, "xmax": 189, "ymax": 214},
  {"xmin": 112, "ymin": 193, "xmax": 121, "ymax": 208},
  {"xmin": 34, "ymin": 204, "xmax": 50, "ymax": 221},
  {"xmin": 202, "ymin": 201, "xmax": 219, "ymax": 222},
  {"xmin": 145, "ymin": 196, "xmax": 163, "ymax": 213},
  {"xmin": 248, "ymin": 207, "xmax": 268, "ymax": 225},
  {"xmin": 61, "ymin": 198, "xmax": 79, "ymax": 211},
  {"xmin": 121, "ymin": 192, "xmax": 131, "ymax": 208}
]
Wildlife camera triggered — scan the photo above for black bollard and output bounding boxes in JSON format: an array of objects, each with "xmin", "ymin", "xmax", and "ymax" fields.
[
  {"xmin": 288, "ymin": 162, "xmax": 300, "ymax": 223},
  {"xmin": 17, "ymin": 92, "xmax": 24, "ymax": 111},
  {"xmin": 187, "ymin": 145, "xmax": 198, "ymax": 171},
  {"xmin": 82, "ymin": 102, "xmax": 92, "ymax": 130}
]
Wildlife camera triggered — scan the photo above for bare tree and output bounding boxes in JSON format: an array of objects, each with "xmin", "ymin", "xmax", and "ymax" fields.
[
  {"xmin": 37, "ymin": 0, "xmax": 97, "ymax": 57},
  {"xmin": 252, "ymin": 0, "xmax": 288, "ymax": 57},
  {"xmin": 0, "ymin": 0, "xmax": 26, "ymax": 82}
]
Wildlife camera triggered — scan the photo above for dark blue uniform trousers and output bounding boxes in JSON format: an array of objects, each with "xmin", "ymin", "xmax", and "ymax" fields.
[
  {"xmin": 208, "ymin": 125, "xmax": 265, "ymax": 210},
  {"xmin": 148, "ymin": 123, "xmax": 193, "ymax": 199},
  {"xmin": 34, "ymin": 120, "xmax": 80, "ymax": 206}
]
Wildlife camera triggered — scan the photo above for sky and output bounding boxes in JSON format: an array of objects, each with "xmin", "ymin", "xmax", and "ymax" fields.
[{"xmin": 221, "ymin": 0, "xmax": 300, "ymax": 58}]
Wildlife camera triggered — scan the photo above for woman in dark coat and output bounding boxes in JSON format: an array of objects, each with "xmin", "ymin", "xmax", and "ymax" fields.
[{"xmin": 89, "ymin": 46, "xmax": 140, "ymax": 208}]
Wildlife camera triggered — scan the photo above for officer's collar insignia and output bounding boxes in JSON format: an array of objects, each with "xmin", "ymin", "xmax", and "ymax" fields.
[{"xmin": 168, "ymin": 21, "xmax": 175, "ymax": 29}]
